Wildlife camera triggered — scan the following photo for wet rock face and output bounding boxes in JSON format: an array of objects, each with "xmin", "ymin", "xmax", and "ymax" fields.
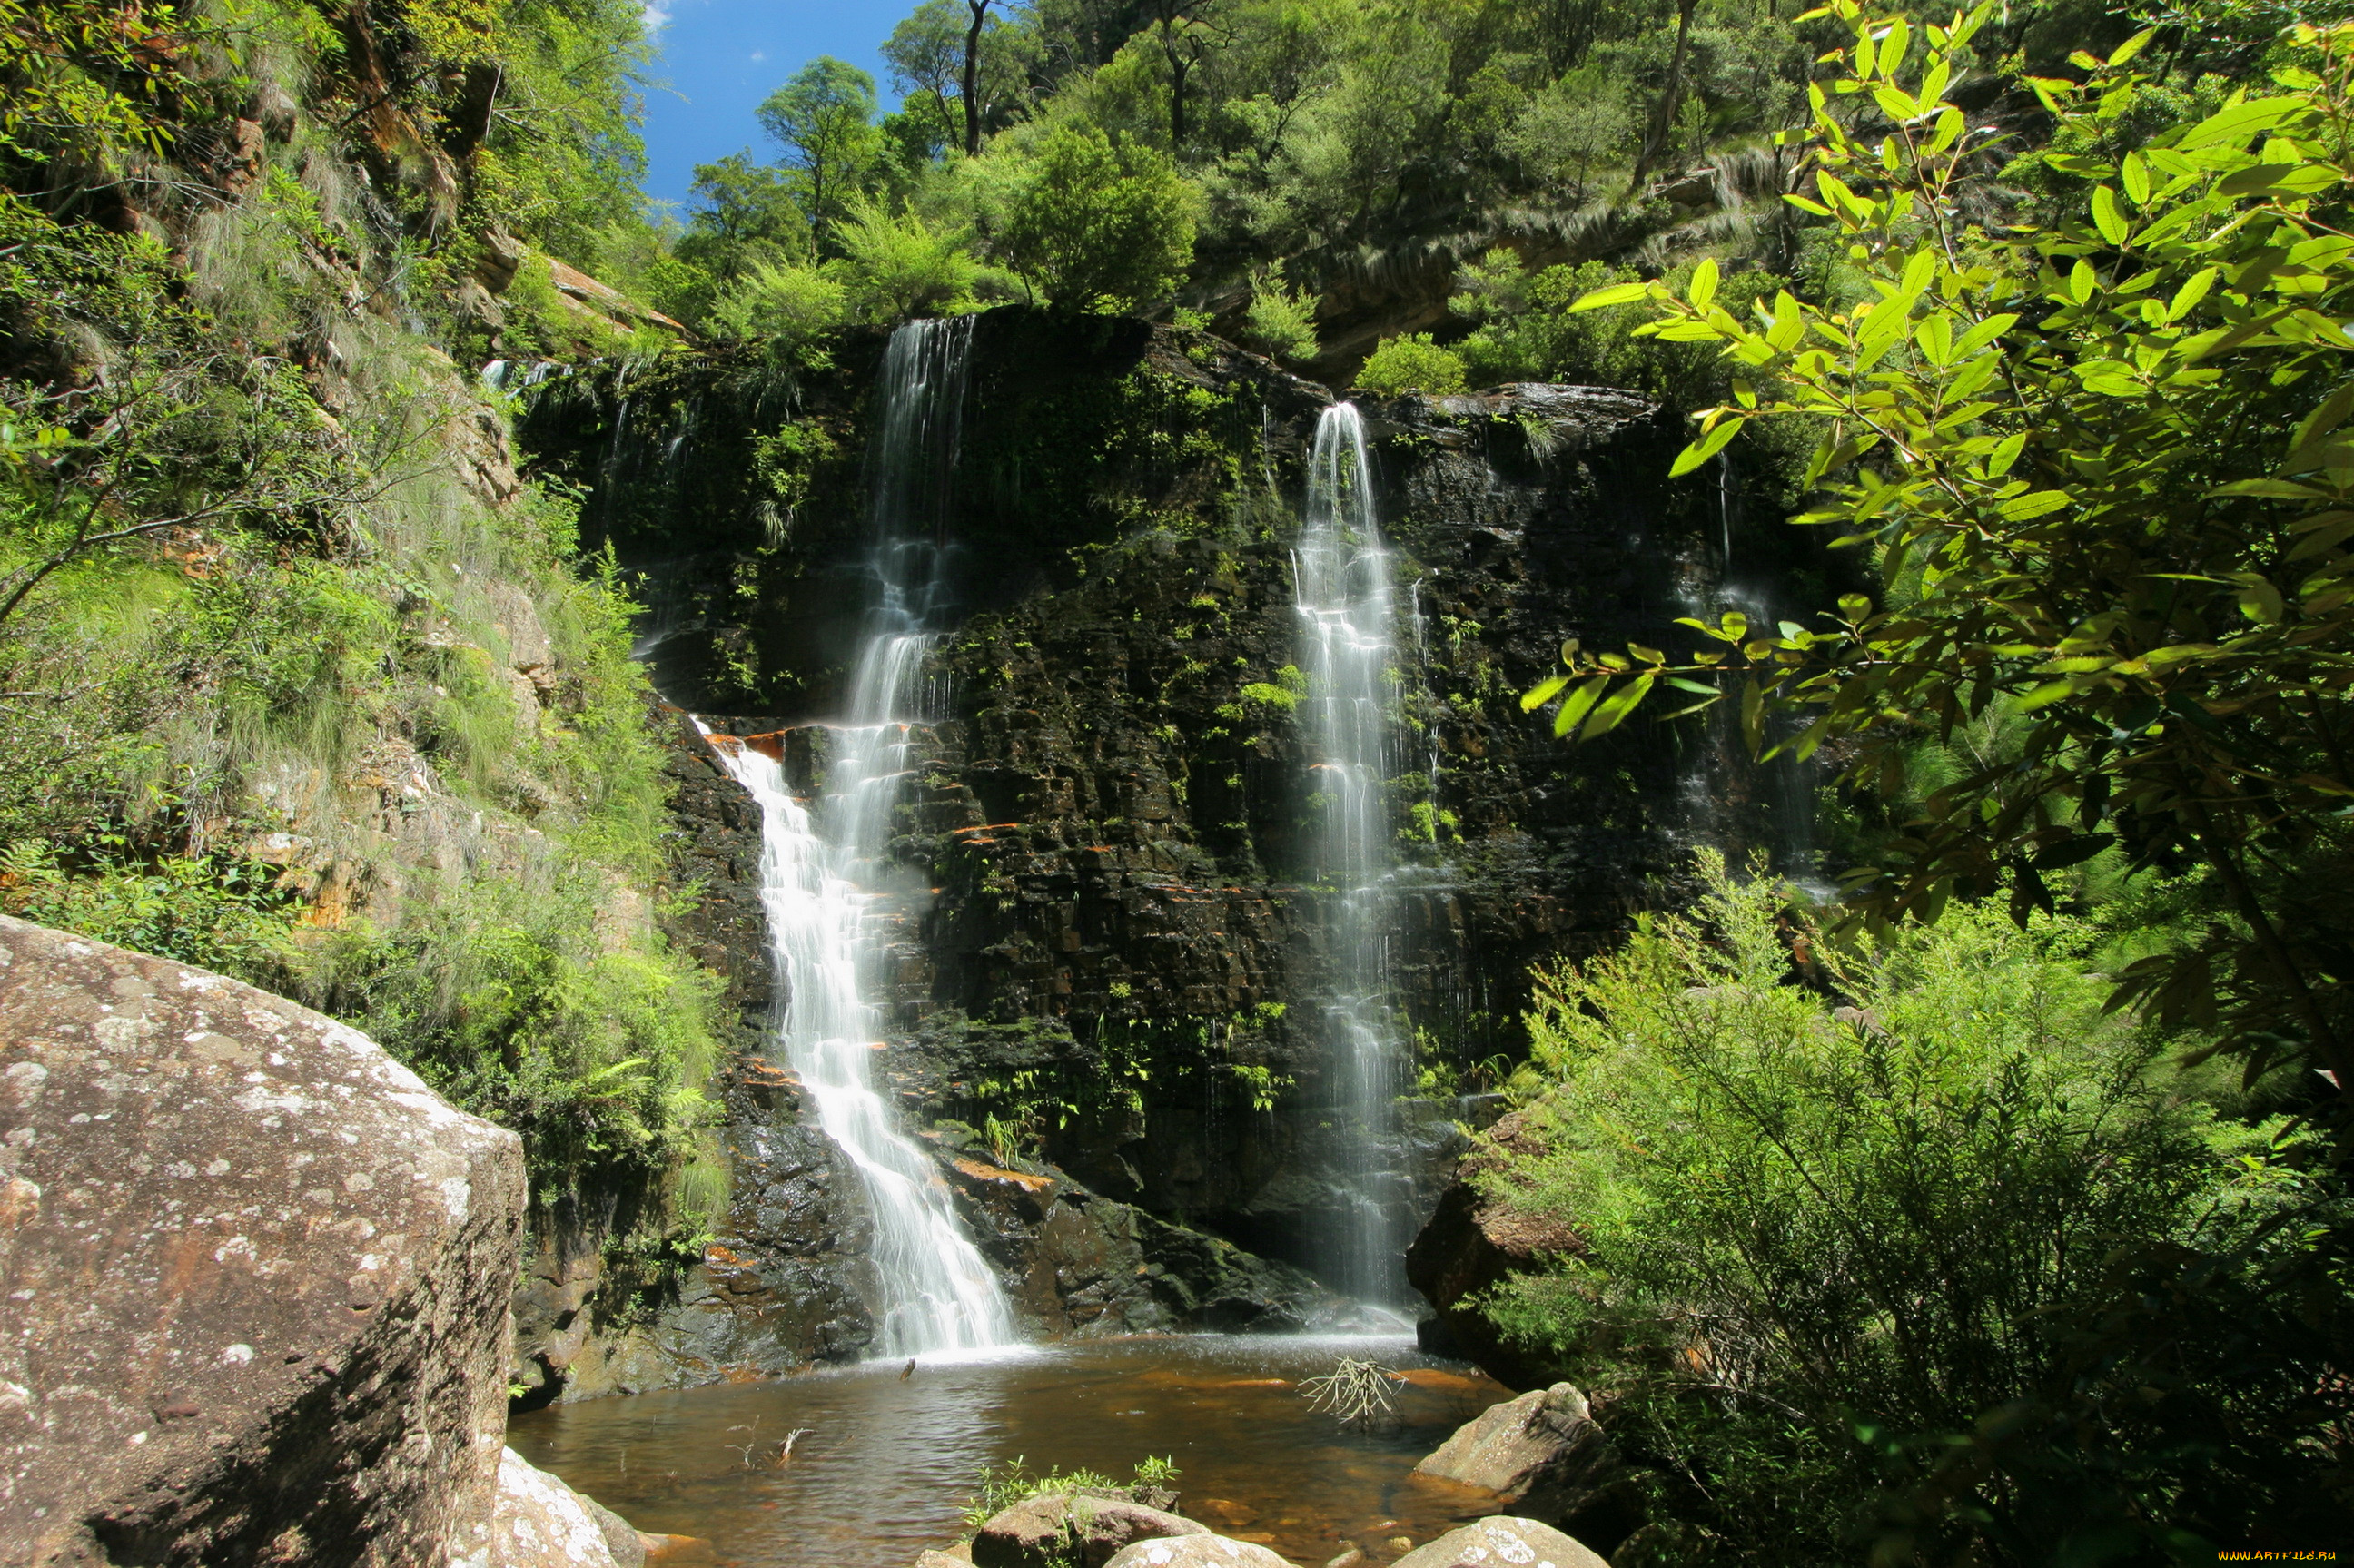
[
  {"xmin": 858, "ymin": 368, "xmax": 1716, "ymax": 1273},
  {"xmin": 0, "ymin": 915, "xmax": 526, "ymax": 1567},
  {"xmin": 940, "ymin": 1144, "xmax": 1336, "ymax": 1335},
  {"xmin": 654, "ymin": 704, "xmax": 775, "ymax": 1023},
  {"xmin": 512, "ymin": 1060, "xmax": 880, "ymax": 1404},
  {"xmin": 532, "ymin": 306, "xmax": 1795, "ymax": 1317}
]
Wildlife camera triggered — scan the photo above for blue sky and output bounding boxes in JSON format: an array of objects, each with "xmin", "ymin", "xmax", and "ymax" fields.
[{"xmin": 637, "ymin": 0, "xmax": 912, "ymax": 213}]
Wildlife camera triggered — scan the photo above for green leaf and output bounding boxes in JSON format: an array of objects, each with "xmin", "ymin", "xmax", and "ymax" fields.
[
  {"xmin": 1580, "ymin": 672, "xmax": 1656, "ymax": 740},
  {"xmin": 1953, "ymin": 312, "xmax": 2019, "ymax": 357},
  {"xmin": 2217, "ymin": 162, "xmax": 2341, "ymax": 198},
  {"xmin": 2015, "ymin": 678, "xmax": 2081, "ymax": 712},
  {"xmin": 1670, "ymin": 414, "xmax": 1747, "ymax": 477},
  {"xmin": 1519, "ymin": 673, "xmax": 1571, "ymax": 712},
  {"xmin": 2092, "ymin": 185, "xmax": 2129, "ymax": 246},
  {"xmin": 2177, "ymin": 94, "xmax": 2305, "ymax": 150},
  {"xmin": 2108, "ymin": 25, "xmax": 2157, "ymax": 65},
  {"xmin": 2211, "ymin": 478, "xmax": 2326, "ymax": 499},
  {"xmin": 1552, "ymin": 674, "xmax": 1610, "ymax": 737},
  {"xmin": 1997, "ymin": 490, "xmax": 2072, "ymax": 521},
  {"xmin": 2164, "ymin": 267, "xmax": 2218, "ymax": 323},
  {"xmin": 1689, "ymin": 257, "xmax": 1719, "ymax": 311},
  {"xmin": 2033, "ymin": 833, "xmax": 2115, "ymax": 869},
  {"xmin": 2121, "ymin": 151, "xmax": 2151, "ymax": 204},
  {"xmin": 1570, "ymin": 281, "xmax": 1651, "ymax": 312}
]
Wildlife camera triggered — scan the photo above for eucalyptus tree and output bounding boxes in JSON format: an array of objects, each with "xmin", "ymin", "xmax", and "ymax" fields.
[{"xmin": 757, "ymin": 56, "xmax": 881, "ymax": 249}]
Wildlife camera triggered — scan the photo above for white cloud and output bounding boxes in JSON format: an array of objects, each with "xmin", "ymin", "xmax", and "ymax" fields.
[
  {"xmin": 749, "ymin": 50, "xmax": 765, "ymax": 62},
  {"xmin": 640, "ymin": 1, "xmax": 672, "ymax": 30}
]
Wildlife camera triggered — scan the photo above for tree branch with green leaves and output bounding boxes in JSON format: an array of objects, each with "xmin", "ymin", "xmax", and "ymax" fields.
[{"xmin": 1525, "ymin": 0, "xmax": 2354, "ymax": 1098}]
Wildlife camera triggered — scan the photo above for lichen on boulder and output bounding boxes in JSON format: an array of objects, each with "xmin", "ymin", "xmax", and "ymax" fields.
[{"xmin": 0, "ymin": 914, "xmax": 526, "ymax": 1565}]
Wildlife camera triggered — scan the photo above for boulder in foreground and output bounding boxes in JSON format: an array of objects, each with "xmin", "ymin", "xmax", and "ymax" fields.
[
  {"xmin": 1390, "ymin": 1516, "xmax": 1609, "ymax": 1568},
  {"xmin": 0, "ymin": 914, "xmax": 529, "ymax": 1565},
  {"xmin": 1102, "ymin": 1536, "xmax": 1292, "ymax": 1567}
]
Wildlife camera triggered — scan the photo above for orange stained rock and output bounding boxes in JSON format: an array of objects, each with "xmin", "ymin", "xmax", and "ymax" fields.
[{"xmin": 950, "ymin": 1158, "xmax": 1054, "ymax": 1194}]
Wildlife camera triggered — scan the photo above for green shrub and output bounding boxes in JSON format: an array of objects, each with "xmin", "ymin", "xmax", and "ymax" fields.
[
  {"xmin": 705, "ymin": 258, "xmax": 849, "ymax": 350},
  {"xmin": 830, "ymin": 194, "xmax": 983, "ymax": 321},
  {"xmin": 1480, "ymin": 853, "xmax": 2336, "ymax": 1561},
  {"xmin": 994, "ymin": 123, "xmax": 1198, "ymax": 312},
  {"xmin": 1355, "ymin": 333, "xmax": 1466, "ymax": 397},
  {"xmin": 0, "ymin": 840, "xmax": 300, "ymax": 985},
  {"xmin": 1241, "ymin": 262, "xmax": 1319, "ymax": 362},
  {"xmin": 305, "ymin": 866, "xmax": 721, "ymax": 1188}
]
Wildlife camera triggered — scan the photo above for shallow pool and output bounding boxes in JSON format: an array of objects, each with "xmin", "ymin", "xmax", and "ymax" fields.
[{"xmin": 507, "ymin": 1334, "xmax": 1512, "ymax": 1567}]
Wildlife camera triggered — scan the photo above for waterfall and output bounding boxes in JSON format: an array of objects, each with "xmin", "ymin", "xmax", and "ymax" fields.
[
  {"xmin": 1294, "ymin": 403, "xmax": 1410, "ymax": 1305},
  {"xmin": 707, "ymin": 318, "xmax": 1014, "ymax": 1356}
]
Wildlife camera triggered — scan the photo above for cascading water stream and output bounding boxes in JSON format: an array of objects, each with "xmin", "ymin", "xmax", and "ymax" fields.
[
  {"xmin": 706, "ymin": 318, "xmax": 1014, "ymax": 1356},
  {"xmin": 1294, "ymin": 402, "xmax": 1410, "ymax": 1306}
]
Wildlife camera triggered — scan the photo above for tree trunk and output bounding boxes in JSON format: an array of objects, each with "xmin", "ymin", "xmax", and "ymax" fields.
[
  {"xmin": 1163, "ymin": 27, "xmax": 1189, "ymax": 148},
  {"xmin": 1631, "ymin": 0, "xmax": 1697, "ymax": 190},
  {"xmin": 963, "ymin": 0, "xmax": 991, "ymax": 157}
]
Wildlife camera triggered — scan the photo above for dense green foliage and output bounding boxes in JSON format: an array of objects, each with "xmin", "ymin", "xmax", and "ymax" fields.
[
  {"xmin": 995, "ymin": 123, "xmax": 1199, "ymax": 307},
  {"xmin": 0, "ymin": 0, "xmax": 726, "ymax": 1257},
  {"xmin": 1531, "ymin": 5, "xmax": 2354, "ymax": 1098},
  {"xmin": 1483, "ymin": 855, "xmax": 2345, "ymax": 1560}
]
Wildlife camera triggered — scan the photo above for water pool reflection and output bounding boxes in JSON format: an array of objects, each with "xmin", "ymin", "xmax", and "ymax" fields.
[{"xmin": 506, "ymin": 1334, "xmax": 1511, "ymax": 1567}]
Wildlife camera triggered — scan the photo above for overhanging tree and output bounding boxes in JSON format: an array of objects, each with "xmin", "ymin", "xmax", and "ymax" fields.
[{"xmin": 1531, "ymin": 1, "xmax": 2354, "ymax": 1100}]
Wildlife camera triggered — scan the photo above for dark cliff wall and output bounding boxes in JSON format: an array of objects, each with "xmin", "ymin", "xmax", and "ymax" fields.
[{"xmin": 515, "ymin": 306, "xmax": 1813, "ymax": 1377}]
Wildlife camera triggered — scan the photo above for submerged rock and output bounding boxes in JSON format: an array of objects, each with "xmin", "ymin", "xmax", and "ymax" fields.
[
  {"xmin": 0, "ymin": 915, "xmax": 526, "ymax": 1565},
  {"xmin": 971, "ymin": 1493, "xmax": 1209, "ymax": 1568},
  {"xmin": 1390, "ymin": 1516, "xmax": 1609, "ymax": 1568},
  {"xmin": 1101, "ymin": 1536, "xmax": 1293, "ymax": 1568}
]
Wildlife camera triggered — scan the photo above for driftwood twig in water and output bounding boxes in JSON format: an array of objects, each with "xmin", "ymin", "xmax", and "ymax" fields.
[{"xmin": 1299, "ymin": 1356, "xmax": 1401, "ymax": 1429}]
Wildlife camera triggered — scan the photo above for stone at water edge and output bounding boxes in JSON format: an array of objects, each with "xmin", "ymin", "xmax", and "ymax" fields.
[
  {"xmin": 916, "ymin": 1550, "xmax": 976, "ymax": 1568},
  {"xmin": 1412, "ymin": 1383, "xmax": 1605, "ymax": 1499},
  {"xmin": 1389, "ymin": 1517, "xmax": 1610, "ymax": 1568},
  {"xmin": 971, "ymin": 1493, "xmax": 1210, "ymax": 1568},
  {"xmin": 1101, "ymin": 1535, "xmax": 1293, "ymax": 1568},
  {"xmin": 489, "ymin": 1447, "xmax": 630, "ymax": 1566}
]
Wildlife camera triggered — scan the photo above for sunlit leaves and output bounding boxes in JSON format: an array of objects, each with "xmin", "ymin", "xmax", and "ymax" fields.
[{"xmin": 1516, "ymin": 2, "xmax": 2354, "ymax": 1085}]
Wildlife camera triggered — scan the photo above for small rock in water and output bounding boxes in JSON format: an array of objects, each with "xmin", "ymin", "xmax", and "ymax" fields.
[
  {"xmin": 1390, "ymin": 1516, "xmax": 1610, "ymax": 1568},
  {"xmin": 916, "ymin": 1551, "xmax": 974, "ymax": 1568},
  {"xmin": 1388, "ymin": 1539, "xmax": 1414, "ymax": 1553},
  {"xmin": 972, "ymin": 1494, "xmax": 1207, "ymax": 1567},
  {"xmin": 1102, "ymin": 1537, "xmax": 1292, "ymax": 1568},
  {"xmin": 1325, "ymin": 1551, "xmax": 1368, "ymax": 1568}
]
